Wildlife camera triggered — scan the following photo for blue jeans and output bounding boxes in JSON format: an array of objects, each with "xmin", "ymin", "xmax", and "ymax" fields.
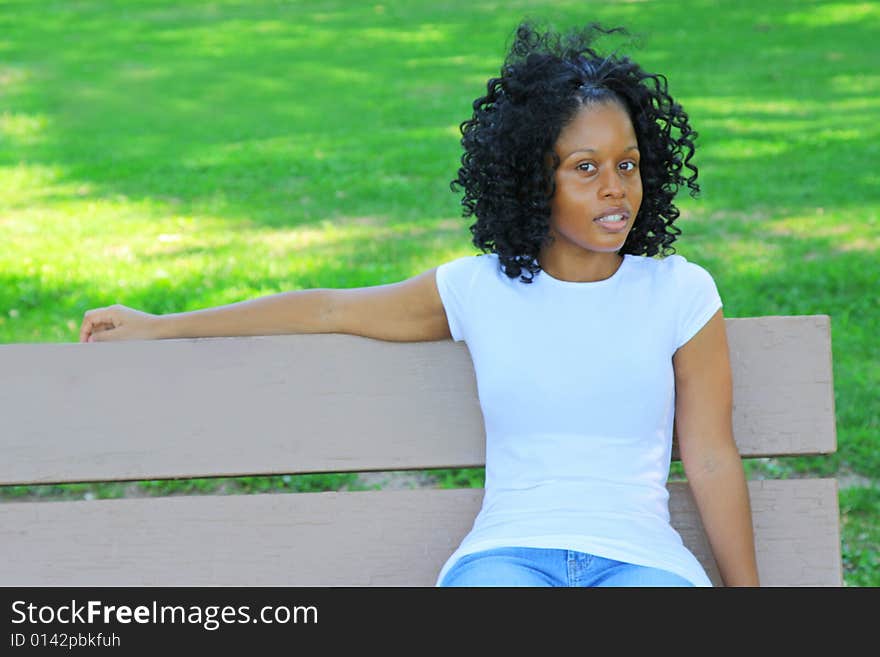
[{"xmin": 438, "ymin": 546, "xmax": 695, "ymax": 587}]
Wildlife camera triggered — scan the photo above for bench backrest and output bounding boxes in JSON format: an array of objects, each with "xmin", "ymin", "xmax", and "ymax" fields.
[{"xmin": 0, "ymin": 315, "xmax": 841, "ymax": 586}]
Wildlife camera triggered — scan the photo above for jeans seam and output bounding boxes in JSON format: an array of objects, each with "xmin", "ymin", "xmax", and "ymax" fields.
[{"xmin": 568, "ymin": 550, "xmax": 594, "ymax": 587}]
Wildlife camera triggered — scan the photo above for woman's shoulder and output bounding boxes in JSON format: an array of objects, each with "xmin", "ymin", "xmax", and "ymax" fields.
[
  {"xmin": 628, "ymin": 253, "xmax": 714, "ymax": 277},
  {"xmin": 437, "ymin": 251, "xmax": 497, "ymax": 275},
  {"xmin": 440, "ymin": 251, "xmax": 496, "ymax": 264},
  {"xmin": 435, "ymin": 251, "xmax": 498, "ymax": 294},
  {"xmin": 626, "ymin": 252, "xmax": 686, "ymax": 268},
  {"xmin": 625, "ymin": 254, "xmax": 720, "ymax": 298}
]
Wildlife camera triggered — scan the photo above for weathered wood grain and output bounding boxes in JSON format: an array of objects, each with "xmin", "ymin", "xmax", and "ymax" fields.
[
  {"xmin": 0, "ymin": 315, "xmax": 836, "ymax": 485},
  {"xmin": 0, "ymin": 479, "xmax": 841, "ymax": 587}
]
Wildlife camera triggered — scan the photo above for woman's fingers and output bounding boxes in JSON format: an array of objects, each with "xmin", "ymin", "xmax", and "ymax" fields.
[
  {"xmin": 80, "ymin": 307, "xmax": 121, "ymax": 343},
  {"xmin": 79, "ymin": 304, "xmax": 158, "ymax": 342},
  {"xmin": 86, "ymin": 321, "xmax": 116, "ymax": 342}
]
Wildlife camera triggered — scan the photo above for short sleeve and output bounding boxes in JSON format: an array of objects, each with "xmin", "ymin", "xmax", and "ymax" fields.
[
  {"xmin": 671, "ymin": 255, "xmax": 723, "ymax": 350},
  {"xmin": 435, "ymin": 255, "xmax": 480, "ymax": 343}
]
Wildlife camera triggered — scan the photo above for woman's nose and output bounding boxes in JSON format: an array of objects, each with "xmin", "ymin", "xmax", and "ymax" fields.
[{"xmin": 598, "ymin": 169, "xmax": 625, "ymax": 198}]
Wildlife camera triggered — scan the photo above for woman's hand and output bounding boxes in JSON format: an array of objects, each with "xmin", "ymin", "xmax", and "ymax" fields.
[{"xmin": 79, "ymin": 304, "xmax": 162, "ymax": 343}]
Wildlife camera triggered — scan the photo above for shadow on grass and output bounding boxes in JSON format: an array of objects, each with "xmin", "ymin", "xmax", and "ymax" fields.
[{"xmin": 2, "ymin": 0, "xmax": 878, "ymax": 228}]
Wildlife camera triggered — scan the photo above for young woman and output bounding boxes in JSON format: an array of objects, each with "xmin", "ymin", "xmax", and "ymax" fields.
[{"xmin": 79, "ymin": 21, "xmax": 759, "ymax": 587}]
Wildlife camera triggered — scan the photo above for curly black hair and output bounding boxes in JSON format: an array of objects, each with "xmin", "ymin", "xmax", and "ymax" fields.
[{"xmin": 451, "ymin": 21, "xmax": 699, "ymax": 283}]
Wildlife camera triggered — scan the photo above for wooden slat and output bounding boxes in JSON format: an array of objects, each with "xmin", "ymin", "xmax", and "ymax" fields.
[
  {"xmin": 669, "ymin": 478, "xmax": 841, "ymax": 586},
  {"xmin": 0, "ymin": 479, "xmax": 840, "ymax": 586},
  {"xmin": 690, "ymin": 314, "xmax": 837, "ymax": 458},
  {"xmin": 0, "ymin": 315, "xmax": 836, "ymax": 485}
]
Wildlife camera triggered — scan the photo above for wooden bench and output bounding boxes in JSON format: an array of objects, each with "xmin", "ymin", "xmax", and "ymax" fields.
[{"xmin": 0, "ymin": 314, "xmax": 842, "ymax": 586}]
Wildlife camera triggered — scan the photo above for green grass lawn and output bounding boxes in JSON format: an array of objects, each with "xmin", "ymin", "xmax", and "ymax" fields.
[{"xmin": 1, "ymin": 0, "xmax": 877, "ymax": 585}]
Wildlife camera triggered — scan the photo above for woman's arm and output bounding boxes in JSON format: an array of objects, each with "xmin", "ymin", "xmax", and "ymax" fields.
[
  {"xmin": 672, "ymin": 308, "xmax": 760, "ymax": 586},
  {"xmin": 80, "ymin": 267, "xmax": 452, "ymax": 343}
]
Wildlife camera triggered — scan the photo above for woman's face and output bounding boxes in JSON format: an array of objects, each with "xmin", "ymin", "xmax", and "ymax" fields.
[{"xmin": 546, "ymin": 100, "xmax": 643, "ymax": 258}]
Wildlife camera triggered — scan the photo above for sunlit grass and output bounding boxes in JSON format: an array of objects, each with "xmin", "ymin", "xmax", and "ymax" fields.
[
  {"xmin": 783, "ymin": 2, "xmax": 880, "ymax": 27},
  {"xmin": 0, "ymin": 0, "xmax": 877, "ymax": 585}
]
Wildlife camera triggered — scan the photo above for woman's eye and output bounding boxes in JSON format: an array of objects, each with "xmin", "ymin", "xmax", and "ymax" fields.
[
  {"xmin": 577, "ymin": 162, "xmax": 596, "ymax": 173},
  {"xmin": 620, "ymin": 161, "xmax": 638, "ymax": 172}
]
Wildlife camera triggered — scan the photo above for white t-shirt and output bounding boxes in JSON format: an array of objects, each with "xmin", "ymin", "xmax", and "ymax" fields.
[{"xmin": 433, "ymin": 252, "xmax": 723, "ymax": 587}]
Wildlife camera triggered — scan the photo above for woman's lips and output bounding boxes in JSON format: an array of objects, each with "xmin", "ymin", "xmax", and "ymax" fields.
[{"xmin": 593, "ymin": 217, "xmax": 628, "ymax": 232}]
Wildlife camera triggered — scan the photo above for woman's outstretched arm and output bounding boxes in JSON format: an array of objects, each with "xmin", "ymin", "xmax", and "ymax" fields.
[
  {"xmin": 673, "ymin": 308, "xmax": 761, "ymax": 587},
  {"xmin": 79, "ymin": 267, "xmax": 452, "ymax": 344}
]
